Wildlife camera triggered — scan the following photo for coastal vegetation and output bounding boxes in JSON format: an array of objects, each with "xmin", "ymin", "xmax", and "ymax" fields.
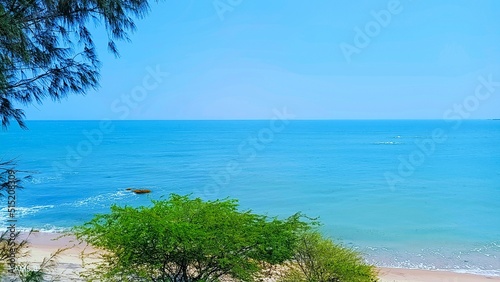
[
  {"xmin": 0, "ymin": 0, "xmax": 154, "ymax": 129},
  {"xmin": 0, "ymin": 172, "xmax": 378, "ymax": 281},
  {"xmin": 74, "ymin": 194, "xmax": 378, "ymax": 282},
  {"xmin": 279, "ymin": 232, "xmax": 378, "ymax": 282},
  {"xmin": 75, "ymin": 194, "xmax": 309, "ymax": 281},
  {"xmin": 1, "ymin": 159, "xmax": 377, "ymax": 281}
]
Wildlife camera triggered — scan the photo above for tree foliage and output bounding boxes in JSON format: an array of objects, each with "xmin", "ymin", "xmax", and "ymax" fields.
[
  {"xmin": 0, "ymin": 0, "xmax": 152, "ymax": 128},
  {"xmin": 0, "ymin": 160, "xmax": 32, "ymax": 197},
  {"xmin": 0, "ymin": 230, "xmax": 29, "ymax": 275},
  {"xmin": 279, "ymin": 232, "xmax": 378, "ymax": 282},
  {"xmin": 75, "ymin": 194, "xmax": 311, "ymax": 282}
]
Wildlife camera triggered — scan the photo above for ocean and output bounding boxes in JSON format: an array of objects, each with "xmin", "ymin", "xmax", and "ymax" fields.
[{"xmin": 1, "ymin": 120, "xmax": 499, "ymax": 275}]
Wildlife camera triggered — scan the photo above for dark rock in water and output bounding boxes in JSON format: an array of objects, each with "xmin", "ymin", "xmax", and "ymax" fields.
[
  {"xmin": 125, "ymin": 188, "xmax": 132, "ymax": 191},
  {"xmin": 132, "ymin": 189, "xmax": 151, "ymax": 194}
]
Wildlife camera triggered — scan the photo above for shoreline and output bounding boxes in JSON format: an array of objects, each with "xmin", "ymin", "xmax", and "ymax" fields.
[
  {"xmin": 378, "ymin": 267, "xmax": 500, "ymax": 282},
  {"xmin": 10, "ymin": 232, "xmax": 500, "ymax": 281}
]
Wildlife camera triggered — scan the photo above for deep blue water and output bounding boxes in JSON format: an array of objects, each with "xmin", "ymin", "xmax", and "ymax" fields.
[{"xmin": 1, "ymin": 120, "xmax": 499, "ymax": 275}]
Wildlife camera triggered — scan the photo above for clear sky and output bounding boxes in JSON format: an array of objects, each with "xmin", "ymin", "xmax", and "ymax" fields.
[{"xmin": 24, "ymin": 0, "xmax": 500, "ymax": 120}]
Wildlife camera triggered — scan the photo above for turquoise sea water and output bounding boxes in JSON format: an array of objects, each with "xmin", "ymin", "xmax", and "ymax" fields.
[{"xmin": 1, "ymin": 120, "xmax": 499, "ymax": 275}]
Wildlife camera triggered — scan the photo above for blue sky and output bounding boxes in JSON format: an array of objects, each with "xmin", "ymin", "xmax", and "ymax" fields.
[{"xmin": 25, "ymin": 0, "xmax": 500, "ymax": 120}]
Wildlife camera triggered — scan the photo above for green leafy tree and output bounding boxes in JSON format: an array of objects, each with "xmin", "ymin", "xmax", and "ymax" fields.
[
  {"xmin": 280, "ymin": 232, "xmax": 378, "ymax": 282},
  {"xmin": 0, "ymin": 0, "xmax": 152, "ymax": 128},
  {"xmin": 75, "ymin": 194, "xmax": 311, "ymax": 282}
]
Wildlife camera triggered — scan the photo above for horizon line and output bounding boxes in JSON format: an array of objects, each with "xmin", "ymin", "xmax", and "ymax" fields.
[{"xmin": 24, "ymin": 118, "xmax": 500, "ymax": 121}]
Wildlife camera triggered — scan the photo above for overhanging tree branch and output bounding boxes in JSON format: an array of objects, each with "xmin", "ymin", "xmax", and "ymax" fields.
[{"xmin": 0, "ymin": 0, "xmax": 153, "ymax": 129}]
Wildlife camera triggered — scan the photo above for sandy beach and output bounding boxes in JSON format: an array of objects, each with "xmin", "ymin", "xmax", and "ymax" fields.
[
  {"xmin": 9, "ymin": 232, "xmax": 500, "ymax": 282},
  {"xmin": 9, "ymin": 232, "xmax": 100, "ymax": 280}
]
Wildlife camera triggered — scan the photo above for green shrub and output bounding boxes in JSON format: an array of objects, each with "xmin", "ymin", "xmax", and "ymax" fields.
[
  {"xmin": 280, "ymin": 232, "xmax": 378, "ymax": 282},
  {"xmin": 75, "ymin": 194, "xmax": 310, "ymax": 282}
]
